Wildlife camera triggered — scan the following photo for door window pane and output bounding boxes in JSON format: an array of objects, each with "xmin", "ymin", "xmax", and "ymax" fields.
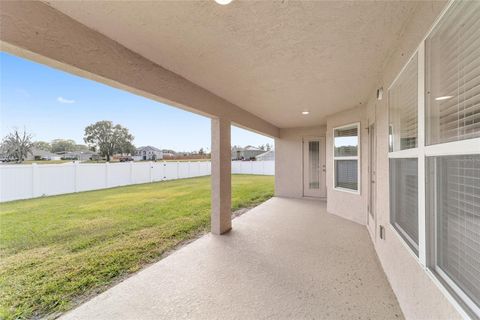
[
  {"xmin": 390, "ymin": 158, "xmax": 418, "ymax": 255},
  {"xmin": 309, "ymin": 141, "xmax": 320, "ymax": 189},
  {"xmin": 425, "ymin": 1, "xmax": 480, "ymax": 145},
  {"xmin": 389, "ymin": 54, "xmax": 418, "ymax": 152}
]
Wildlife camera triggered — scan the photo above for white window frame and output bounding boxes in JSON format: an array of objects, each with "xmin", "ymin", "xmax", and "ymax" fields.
[
  {"xmin": 333, "ymin": 122, "xmax": 361, "ymax": 195},
  {"xmin": 387, "ymin": 46, "xmax": 422, "ymax": 260},
  {"xmin": 387, "ymin": 1, "xmax": 480, "ymax": 318}
]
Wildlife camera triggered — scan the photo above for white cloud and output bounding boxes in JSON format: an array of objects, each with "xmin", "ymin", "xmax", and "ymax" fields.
[{"xmin": 57, "ymin": 96, "xmax": 75, "ymax": 104}]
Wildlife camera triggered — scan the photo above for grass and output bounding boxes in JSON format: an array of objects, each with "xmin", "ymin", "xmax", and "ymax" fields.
[{"xmin": 0, "ymin": 174, "xmax": 274, "ymax": 319}]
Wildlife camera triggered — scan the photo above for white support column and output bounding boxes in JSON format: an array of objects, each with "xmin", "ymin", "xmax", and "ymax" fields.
[{"xmin": 211, "ymin": 117, "xmax": 232, "ymax": 235}]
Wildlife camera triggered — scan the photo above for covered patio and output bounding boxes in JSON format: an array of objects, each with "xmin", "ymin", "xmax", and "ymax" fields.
[
  {"xmin": 61, "ymin": 197, "xmax": 402, "ymax": 320},
  {"xmin": 1, "ymin": 0, "xmax": 478, "ymax": 319}
]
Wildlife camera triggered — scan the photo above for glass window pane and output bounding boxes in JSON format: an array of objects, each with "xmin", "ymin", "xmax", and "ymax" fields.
[
  {"xmin": 334, "ymin": 126, "xmax": 358, "ymax": 157},
  {"xmin": 335, "ymin": 160, "xmax": 358, "ymax": 191},
  {"xmin": 309, "ymin": 141, "xmax": 320, "ymax": 189},
  {"xmin": 389, "ymin": 54, "xmax": 418, "ymax": 152},
  {"xmin": 427, "ymin": 154, "xmax": 480, "ymax": 308},
  {"xmin": 390, "ymin": 158, "xmax": 418, "ymax": 255},
  {"xmin": 425, "ymin": 1, "xmax": 480, "ymax": 145}
]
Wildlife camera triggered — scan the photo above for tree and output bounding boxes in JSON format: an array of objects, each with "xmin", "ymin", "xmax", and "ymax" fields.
[
  {"xmin": 265, "ymin": 143, "xmax": 272, "ymax": 151},
  {"xmin": 199, "ymin": 148, "xmax": 205, "ymax": 155},
  {"xmin": 74, "ymin": 144, "xmax": 90, "ymax": 152},
  {"xmin": 84, "ymin": 120, "xmax": 135, "ymax": 161},
  {"xmin": 51, "ymin": 139, "xmax": 76, "ymax": 153},
  {"xmin": 1, "ymin": 128, "xmax": 34, "ymax": 162},
  {"xmin": 33, "ymin": 141, "xmax": 51, "ymax": 152},
  {"xmin": 259, "ymin": 144, "xmax": 265, "ymax": 151}
]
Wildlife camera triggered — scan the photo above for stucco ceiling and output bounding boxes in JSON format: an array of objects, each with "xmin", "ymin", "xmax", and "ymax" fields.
[{"xmin": 45, "ymin": 1, "xmax": 420, "ymax": 128}]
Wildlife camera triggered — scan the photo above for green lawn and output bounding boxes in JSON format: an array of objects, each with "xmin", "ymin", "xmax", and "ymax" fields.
[{"xmin": 0, "ymin": 175, "xmax": 274, "ymax": 319}]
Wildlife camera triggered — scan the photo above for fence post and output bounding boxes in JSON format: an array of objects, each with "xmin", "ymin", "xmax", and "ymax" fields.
[
  {"xmin": 31, "ymin": 163, "xmax": 38, "ymax": 198},
  {"xmin": 149, "ymin": 161, "xmax": 153, "ymax": 183},
  {"xmin": 105, "ymin": 162, "xmax": 109, "ymax": 188},
  {"xmin": 130, "ymin": 161, "xmax": 134, "ymax": 184},
  {"xmin": 73, "ymin": 161, "xmax": 78, "ymax": 192}
]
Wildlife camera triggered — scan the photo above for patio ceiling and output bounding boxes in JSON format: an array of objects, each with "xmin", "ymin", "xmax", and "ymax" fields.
[{"xmin": 45, "ymin": 1, "xmax": 421, "ymax": 128}]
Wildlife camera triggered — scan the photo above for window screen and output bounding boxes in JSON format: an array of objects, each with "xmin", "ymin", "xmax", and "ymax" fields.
[
  {"xmin": 427, "ymin": 154, "xmax": 480, "ymax": 309},
  {"xmin": 426, "ymin": 1, "xmax": 480, "ymax": 145},
  {"xmin": 390, "ymin": 158, "xmax": 418, "ymax": 255},
  {"xmin": 389, "ymin": 54, "xmax": 418, "ymax": 152}
]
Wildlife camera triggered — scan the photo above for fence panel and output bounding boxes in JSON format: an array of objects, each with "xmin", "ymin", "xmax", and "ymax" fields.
[
  {"xmin": 0, "ymin": 165, "xmax": 33, "ymax": 201},
  {"xmin": 77, "ymin": 163, "xmax": 108, "ymax": 192},
  {"xmin": 0, "ymin": 160, "xmax": 274, "ymax": 202},
  {"xmin": 132, "ymin": 162, "xmax": 151, "ymax": 184},
  {"xmin": 37, "ymin": 164, "xmax": 75, "ymax": 196},
  {"xmin": 164, "ymin": 162, "xmax": 178, "ymax": 180},
  {"xmin": 108, "ymin": 163, "xmax": 131, "ymax": 187}
]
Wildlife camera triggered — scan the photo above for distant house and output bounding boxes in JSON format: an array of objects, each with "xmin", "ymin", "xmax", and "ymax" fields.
[
  {"xmin": 135, "ymin": 146, "xmax": 163, "ymax": 160},
  {"xmin": 27, "ymin": 148, "xmax": 62, "ymax": 161},
  {"xmin": 231, "ymin": 145, "xmax": 264, "ymax": 160},
  {"xmin": 57, "ymin": 150, "xmax": 97, "ymax": 161},
  {"xmin": 255, "ymin": 150, "xmax": 275, "ymax": 161}
]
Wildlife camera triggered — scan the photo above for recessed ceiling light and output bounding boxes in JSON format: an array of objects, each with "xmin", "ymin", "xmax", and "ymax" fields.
[
  {"xmin": 302, "ymin": 111, "xmax": 310, "ymax": 115},
  {"xmin": 435, "ymin": 95, "xmax": 453, "ymax": 101},
  {"xmin": 215, "ymin": 0, "xmax": 233, "ymax": 5}
]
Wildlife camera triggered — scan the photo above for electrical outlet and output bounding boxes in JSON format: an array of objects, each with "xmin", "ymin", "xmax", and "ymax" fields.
[{"xmin": 379, "ymin": 225, "xmax": 385, "ymax": 240}]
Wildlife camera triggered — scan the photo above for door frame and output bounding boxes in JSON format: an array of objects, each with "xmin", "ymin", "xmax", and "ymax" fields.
[
  {"xmin": 302, "ymin": 136, "xmax": 326, "ymax": 198},
  {"xmin": 367, "ymin": 123, "xmax": 377, "ymax": 237}
]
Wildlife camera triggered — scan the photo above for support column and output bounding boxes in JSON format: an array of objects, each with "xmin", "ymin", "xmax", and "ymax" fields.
[{"xmin": 211, "ymin": 117, "xmax": 232, "ymax": 235}]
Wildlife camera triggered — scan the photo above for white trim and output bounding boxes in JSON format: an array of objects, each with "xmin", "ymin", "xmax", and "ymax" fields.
[
  {"xmin": 436, "ymin": 268, "xmax": 480, "ymax": 319},
  {"xmin": 417, "ymin": 42, "xmax": 426, "ymax": 267},
  {"xmin": 425, "ymin": 268, "xmax": 476, "ymax": 320},
  {"xmin": 333, "ymin": 122, "xmax": 361, "ymax": 195},
  {"xmin": 333, "ymin": 186, "xmax": 360, "ymax": 195},
  {"xmin": 393, "ymin": 222, "xmax": 419, "ymax": 253},
  {"xmin": 425, "ymin": 138, "xmax": 480, "ymax": 157},
  {"xmin": 386, "ymin": 0, "xmax": 480, "ymax": 318},
  {"xmin": 388, "ymin": 224, "xmax": 420, "ymax": 262},
  {"xmin": 333, "ymin": 156, "xmax": 358, "ymax": 160},
  {"xmin": 387, "ymin": 48, "xmax": 420, "ymax": 92},
  {"xmin": 388, "ymin": 148, "xmax": 419, "ymax": 159}
]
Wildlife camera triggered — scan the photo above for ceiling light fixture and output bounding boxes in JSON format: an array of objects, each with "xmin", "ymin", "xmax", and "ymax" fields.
[
  {"xmin": 435, "ymin": 95, "xmax": 453, "ymax": 101},
  {"xmin": 302, "ymin": 111, "xmax": 310, "ymax": 115},
  {"xmin": 215, "ymin": 0, "xmax": 233, "ymax": 5}
]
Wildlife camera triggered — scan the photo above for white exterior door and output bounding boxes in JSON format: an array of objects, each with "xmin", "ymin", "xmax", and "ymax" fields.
[{"xmin": 303, "ymin": 137, "xmax": 326, "ymax": 198}]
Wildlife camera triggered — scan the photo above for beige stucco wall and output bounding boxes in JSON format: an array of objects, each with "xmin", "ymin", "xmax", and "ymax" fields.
[
  {"xmin": 362, "ymin": 1, "xmax": 462, "ymax": 319},
  {"xmin": 325, "ymin": 106, "xmax": 368, "ymax": 226},
  {"xmin": 275, "ymin": 1, "xmax": 463, "ymax": 318},
  {"xmin": 275, "ymin": 126, "xmax": 326, "ymax": 198}
]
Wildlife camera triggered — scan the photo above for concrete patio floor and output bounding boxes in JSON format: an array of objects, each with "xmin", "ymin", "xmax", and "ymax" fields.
[{"xmin": 61, "ymin": 197, "xmax": 403, "ymax": 320}]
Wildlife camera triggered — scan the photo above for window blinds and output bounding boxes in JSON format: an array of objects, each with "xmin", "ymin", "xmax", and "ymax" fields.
[
  {"xmin": 432, "ymin": 155, "xmax": 480, "ymax": 308},
  {"xmin": 335, "ymin": 160, "xmax": 358, "ymax": 190},
  {"xmin": 426, "ymin": 1, "xmax": 480, "ymax": 145},
  {"xmin": 390, "ymin": 158, "xmax": 419, "ymax": 254},
  {"xmin": 389, "ymin": 54, "xmax": 418, "ymax": 151}
]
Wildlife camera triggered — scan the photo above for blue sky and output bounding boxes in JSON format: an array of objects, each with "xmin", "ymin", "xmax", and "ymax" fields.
[{"xmin": 0, "ymin": 52, "xmax": 273, "ymax": 152}]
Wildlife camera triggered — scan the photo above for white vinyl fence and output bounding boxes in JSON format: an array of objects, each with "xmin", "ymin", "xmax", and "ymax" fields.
[{"xmin": 0, "ymin": 160, "xmax": 274, "ymax": 202}]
